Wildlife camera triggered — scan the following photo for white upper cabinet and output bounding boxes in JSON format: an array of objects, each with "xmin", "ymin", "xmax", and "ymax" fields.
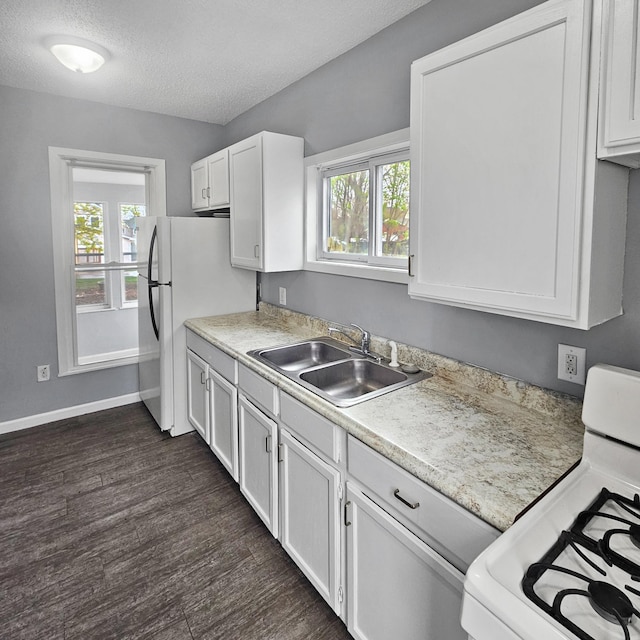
[
  {"xmin": 190, "ymin": 157, "xmax": 209, "ymax": 210},
  {"xmin": 409, "ymin": 0, "xmax": 629, "ymax": 329},
  {"xmin": 229, "ymin": 131, "xmax": 304, "ymax": 272},
  {"xmin": 598, "ymin": 0, "xmax": 640, "ymax": 167},
  {"xmin": 190, "ymin": 148, "xmax": 230, "ymax": 211}
]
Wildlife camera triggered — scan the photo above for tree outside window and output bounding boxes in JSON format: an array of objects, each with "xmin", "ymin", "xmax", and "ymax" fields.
[{"xmin": 323, "ymin": 156, "xmax": 409, "ymax": 266}]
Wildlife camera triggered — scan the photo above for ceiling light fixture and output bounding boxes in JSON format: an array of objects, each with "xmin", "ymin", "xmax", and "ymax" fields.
[{"xmin": 45, "ymin": 36, "xmax": 110, "ymax": 74}]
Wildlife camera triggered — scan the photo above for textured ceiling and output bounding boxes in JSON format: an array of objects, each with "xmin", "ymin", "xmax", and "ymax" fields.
[{"xmin": 0, "ymin": 0, "xmax": 432, "ymax": 125}]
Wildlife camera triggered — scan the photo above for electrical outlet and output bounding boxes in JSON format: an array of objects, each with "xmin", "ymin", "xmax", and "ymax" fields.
[
  {"xmin": 37, "ymin": 364, "xmax": 50, "ymax": 382},
  {"xmin": 557, "ymin": 344, "xmax": 586, "ymax": 385},
  {"xmin": 279, "ymin": 287, "xmax": 287, "ymax": 306}
]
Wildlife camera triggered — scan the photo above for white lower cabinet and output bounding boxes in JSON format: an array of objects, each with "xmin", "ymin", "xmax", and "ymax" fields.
[
  {"xmin": 345, "ymin": 483, "xmax": 467, "ymax": 640},
  {"xmin": 279, "ymin": 427, "xmax": 342, "ymax": 614},
  {"xmin": 186, "ymin": 349, "xmax": 208, "ymax": 443},
  {"xmin": 186, "ymin": 330, "xmax": 241, "ymax": 479},
  {"xmin": 187, "ymin": 336, "xmax": 498, "ymax": 640},
  {"xmin": 238, "ymin": 394, "xmax": 279, "ymax": 537},
  {"xmin": 207, "ymin": 368, "xmax": 239, "ymax": 481}
]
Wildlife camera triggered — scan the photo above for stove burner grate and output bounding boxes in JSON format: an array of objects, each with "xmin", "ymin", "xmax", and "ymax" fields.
[{"xmin": 523, "ymin": 489, "xmax": 640, "ymax": 640}]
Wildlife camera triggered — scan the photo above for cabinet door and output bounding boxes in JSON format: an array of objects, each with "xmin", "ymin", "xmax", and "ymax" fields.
[
  {"xmin": 238, "ymin": 394, "xmax": 278, "ymax": 536},
  {"xmin": 409, "ymin": 0, "xmax": 589, "ymax": 322},
  {"xmin": 186, "ymin": 349, "xmax": 208, "ymax": 443},
  {"xmin": 346, "ymin": 484, "xmax": 466, "ymax": 640},
  {"xmin": 207, "ymin": 149, "xmax": 230, "ymax": 208},
  {"xmin": 190, "ymin": 158, "xmax": 209, "ymax": 210},
  {"xmin": 599, "ymin": 0, "xmax": 640, "ymax": 166},
  {"xmin": 280, "ymin": 428, "xmax": 342, "ymax": 614},
  {"xmin": 229, "ymin": 135, "xmax": 263, "ymax": 270},
  {"xmin": 208, "ymin": 367, "xmax": 239, "ymax": 481}
]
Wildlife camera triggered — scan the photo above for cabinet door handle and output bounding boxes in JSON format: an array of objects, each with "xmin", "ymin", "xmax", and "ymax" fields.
[
  {"xmin": 344, "ymin": 500, "xmax": 352, "ymax": 527},
  {"xmin": 206, "ymin": 186, "xmax": 211, "ymax": 198},
  {"xmin": 200, "ymin": 371, "xmax": 205, "ymax": 385},
  {"xmin": 265, "ymin": 434, "xmax": 271, "ymax": 453},
  {"xmin": 254, "ymin": 244, "xmax": 260, "ymax": 259},
  {"xmin": 201, "ymin": 188, "xmax": 207, "ymax": 200},
  {"xmin": 205, "ymin": 377, "xmax": 210, "ymax": 391},
  {"xmin": 394, "ymin": 489, "xmax": 419, "ymax": 509},
  {"xmin": 278, "ymin": 443, "xmax": 284, "ymax": 463},
  {"xmin": 408, "ymin": 254, "xmax": 415, "ymax": 277}
]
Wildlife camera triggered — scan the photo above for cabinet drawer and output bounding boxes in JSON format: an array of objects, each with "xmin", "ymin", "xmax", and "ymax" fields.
[
  {"xmin": 238, "ymin": 363, "xmax": 279, "ymax": 417},
  {"xmin": 280, "ymin": 393, "xmax": 341, "ymax": 463},
  {"xmin": 348, "ymin": 435, "xmax": 499, "ymax": 572},
  {"xmin": 186, "ymin": 330, "xmax": 237, "ymax": 383}
]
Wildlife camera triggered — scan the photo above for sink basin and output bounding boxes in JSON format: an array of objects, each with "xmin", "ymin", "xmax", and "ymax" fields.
[
  {"xmin": 300, "ymin": 359, "xmax": 407, "ymax": 402},
  {"xmin": 248, "ymin": 337, "xmax": 431, "ymax": 407},
  {"xmin": 249, "ymin": 337, "xmax": 352, "ymax": 372}
]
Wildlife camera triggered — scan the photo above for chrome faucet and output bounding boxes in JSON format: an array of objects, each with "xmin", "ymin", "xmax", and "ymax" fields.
[{"xmin": 328, "ymin": 323, "xmax": 381, "ymax": 362}]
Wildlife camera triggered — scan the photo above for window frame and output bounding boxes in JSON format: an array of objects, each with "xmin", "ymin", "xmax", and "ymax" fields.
[
  {"xmin": 304, "ymin": 129, "xmax": 410, "ymax": 284},
  {"xmin": 49, "ymin": 147, "xmax": 166, "ymax": 377}
]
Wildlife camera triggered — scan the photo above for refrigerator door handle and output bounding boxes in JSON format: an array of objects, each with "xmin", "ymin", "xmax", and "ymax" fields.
[
  {"xmin": 148, "ymin": 225, "xmax": 159, "ymax": 287},
  {"xmin": 147, "ymin": 224, "xmax": 161, "ymax": 341},
  {"xmin": 148, "ymin": 280, "xmax": 160, "ymax": 341}
]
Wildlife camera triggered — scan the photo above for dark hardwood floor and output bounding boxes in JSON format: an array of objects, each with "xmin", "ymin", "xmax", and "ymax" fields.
[{"xmin": 0, "ymin": 403, "xmax": 352, "ymax": 640}]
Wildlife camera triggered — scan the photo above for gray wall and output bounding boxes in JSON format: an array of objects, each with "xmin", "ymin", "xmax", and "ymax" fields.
[
  {"xmin": 223, "ymin": 0, "xmax": 640, "ymax": 397},
  {"xmin": 0, "ymin": 85, "xmax": 223, "ymax": 422}
]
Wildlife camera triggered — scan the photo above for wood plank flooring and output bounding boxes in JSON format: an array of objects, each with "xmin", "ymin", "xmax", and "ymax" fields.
[{"xmin": 0, "ymin": 403, "xmax": 352, "ymax": 640}]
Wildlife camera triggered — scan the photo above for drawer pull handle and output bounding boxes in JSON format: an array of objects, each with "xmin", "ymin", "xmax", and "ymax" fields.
[
  {"xmin": 344, "ymin": 500, "xmax": 352, "ymax": 527},
  {"xmin": 394, "ymin": 489, "xmax": 419, "ymax": 510}
]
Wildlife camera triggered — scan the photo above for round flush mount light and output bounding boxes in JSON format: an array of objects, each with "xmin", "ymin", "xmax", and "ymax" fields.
[{"xmin": 44, "ymin": 36, "xmax": 110, "ymax": 73}]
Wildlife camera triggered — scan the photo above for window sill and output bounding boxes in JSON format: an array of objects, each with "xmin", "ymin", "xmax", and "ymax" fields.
[
  {"xmin": 60, "ymin": 351, "xmax": 139, "ymax": 376},
  {"xmin": 304, "ymin": 259, "xmax": 408, "ymax": 284}
]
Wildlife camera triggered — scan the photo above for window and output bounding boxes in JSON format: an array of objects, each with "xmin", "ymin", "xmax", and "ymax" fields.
[
  {"xmin": 73, "ymin": 199, "xmax": 147, "ymax": 310},
  {"xmin": 305, "ymin": 129, "xmax": 410, "ymax": 283},
  {"xmin": 321, "ymin": 153, "xmax": 410, "ymax": 268},
  {"xmin": 49, "ymin": 147, "xmax": 166, "ymax": 376}
]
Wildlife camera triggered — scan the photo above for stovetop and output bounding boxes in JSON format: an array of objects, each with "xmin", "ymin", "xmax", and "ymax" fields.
[{"xmin": 523, "ymin": 488, "xmax": 640, "ymax": 640}]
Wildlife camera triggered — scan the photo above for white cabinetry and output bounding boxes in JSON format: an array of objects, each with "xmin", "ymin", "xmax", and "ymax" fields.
[
  {"xmin": 409, "ymin": 0, "xmax": 629, "ymax": 329},
  {"xmin": 598, "ymin": 0, "xmax": 640, "ymax": 167},
  {"xmin": 346, "ymin": 435, "xmax": 499, "ymax": 640},
  {"xmin": 279, "ymin": 394, "xmax": 344, "ymax": 615},
  {"xmin": 186, "ymin": 330, "xmax": 240, "ymax": 480},
  {"xmin": 186, "ymin": 349, "xmax": 208, "ymax": 442},
  {"xmin": 190, "ymin": 149, "xmax": 230, "ymax": 211},
  {"xmin": 229, "ymin": 131, "xmax": 304, "ymax": 272},
  {"xmin": 237, "ymin": 364, "xmax": 280, "ymax": 537},
  {"xmin": 186, "ymin": 332, "xmax": 501, "ymax": 639},
  {"xmin": 207, "ymin": 368, "xmax": 239, "ymax": 480},
  {"xmin": 345, "ymin": 484, "xmax": 467, "ymax": 640},
  {"xmin": 238, "ymin": 394, "xmax": 279, "ymax": 537}
]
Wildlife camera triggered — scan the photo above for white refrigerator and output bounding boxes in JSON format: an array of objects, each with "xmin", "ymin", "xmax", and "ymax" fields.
[{"xmin": 137, "ymin": 216, "xmax": 256, "ymax": 436}]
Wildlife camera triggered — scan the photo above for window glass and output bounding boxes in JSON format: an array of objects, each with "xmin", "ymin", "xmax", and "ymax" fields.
[
  {"xmin": 321, "ymin": 153, "xmax": 409, "ymax": 268},
  {"xmin": 74, "ymin": 202, "xmax": 105, "ymax": 265},
  {"xmin": 378, "ymin": 160, "xmax": 410, "ymax": 258},
  {"xmin": 327, "ymin": 170, "xmax": 369, "ymax": 256},
  {"xmin": 120, "ymin": 203, "xmax": 146, "ymax": 263}
]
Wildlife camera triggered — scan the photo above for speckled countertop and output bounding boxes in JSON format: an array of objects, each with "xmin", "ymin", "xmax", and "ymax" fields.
[{"xmin": 185, "ymin": 304, "xmax": 584, "ymax": 532}]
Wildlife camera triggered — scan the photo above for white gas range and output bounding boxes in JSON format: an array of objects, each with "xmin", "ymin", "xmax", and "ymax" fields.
[{"xmin": 462, "ymin": 364, "xmax": 640, "ymax": 640}]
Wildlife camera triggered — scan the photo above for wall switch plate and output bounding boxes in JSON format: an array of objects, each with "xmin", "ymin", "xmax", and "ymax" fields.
[
  {"xmin": 557, "ymin": 344, "xmax": 586, "ymax": 385},
  {"xmin": 37, "ymin": 364, "xmax": 50, "ymax": 382},
  {"xmin": 279, "ymin": 287, "xmax": 287, "ymax": 306}
]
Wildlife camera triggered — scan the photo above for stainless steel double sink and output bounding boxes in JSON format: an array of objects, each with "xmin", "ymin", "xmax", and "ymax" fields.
[{"xmin": 247, "ymin": 337, "xmax": 431, "ymax": 407}]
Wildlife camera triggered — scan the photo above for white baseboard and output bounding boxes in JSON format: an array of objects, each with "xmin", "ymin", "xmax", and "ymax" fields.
[{"xmin": 0, "ymin": 392, "xmax": 142, "ymax": 436}]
